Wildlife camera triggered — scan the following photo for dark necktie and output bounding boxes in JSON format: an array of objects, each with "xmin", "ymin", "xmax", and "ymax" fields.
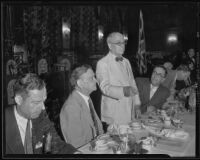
[
  {"xmin": 24, "ymin": 119, "xmax": 33, "ymax": 154},
  {"xmin": 115, "ymin": 56, "xmax": 123, "ymax": 62},
  {"xmin": 88, "ymin": 98, "xmax": 99, "ymax": 137}
]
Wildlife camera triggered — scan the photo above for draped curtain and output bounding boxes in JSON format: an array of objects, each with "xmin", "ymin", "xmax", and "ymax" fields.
[{"xmin": 4, "ymin": 5, "xmax": 14, "ymax": 58}]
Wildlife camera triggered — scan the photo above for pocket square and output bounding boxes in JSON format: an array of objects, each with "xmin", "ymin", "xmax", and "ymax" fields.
[{"xmin": 35, "ymin": 141, "xmax": 43, "ymax": 149}]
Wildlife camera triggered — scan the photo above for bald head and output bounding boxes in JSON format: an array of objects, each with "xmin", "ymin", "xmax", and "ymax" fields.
[
  {"xmin": 107, "ymin": 32, "xmax": 125, "ymax": 44},
  {"xmin": 106, "ymin": 32, "xmax": 126, "ymax": 56}
]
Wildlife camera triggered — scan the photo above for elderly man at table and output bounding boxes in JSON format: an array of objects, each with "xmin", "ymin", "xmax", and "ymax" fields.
[
  {"xmin": 5, "ymin": 73, "xmax": 79, "ymax": 154},
  {"xmin": 60, "ymin": 64, "xmax": 104, "ymax": 148},
  {"xmin": 96, "ymin": 32, "xmax": 141, "ymax": 129},
  {"xmin": 135, "ymin": 65, "xmax": 170, "ymax": 115}
]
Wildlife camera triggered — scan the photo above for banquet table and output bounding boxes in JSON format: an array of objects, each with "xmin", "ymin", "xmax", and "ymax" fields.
[{"xmin": 78, "ymin": 111, "xmax": 196, "ymax": 157}]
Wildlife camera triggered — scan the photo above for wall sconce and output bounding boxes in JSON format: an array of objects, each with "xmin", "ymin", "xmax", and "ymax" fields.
[
  {"xmin": 123, "ymin": 32, "xmax": 128, "ymax": 41},
  {"xmin": 98, "ymin": 25, "xmax": 104, "ymax": 40},
  {"xmin": 62, "ymin": 22, "xmax": 70, "ymax": 36},
  {"xmin": 167, "ymin": 33, "xmax": 178, "ymax": 44},
  {"xmin": 62, "ymin": 17, "xmax": 71, "ymax": 49}
]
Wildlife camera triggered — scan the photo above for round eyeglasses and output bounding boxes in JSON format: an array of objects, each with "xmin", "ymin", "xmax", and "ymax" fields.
[{"xmin": 110, "ymin": 41, "xmax": 127, "ymax": 46}]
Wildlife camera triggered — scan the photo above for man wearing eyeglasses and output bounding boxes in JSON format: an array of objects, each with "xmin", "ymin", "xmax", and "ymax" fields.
[
  {"xmin": 96, "ymin": 32, "xmax": 141, "ymax": 131},
  {"xmin": 135, "ymin": 65, "xmax": 170, "ymax": 115}
]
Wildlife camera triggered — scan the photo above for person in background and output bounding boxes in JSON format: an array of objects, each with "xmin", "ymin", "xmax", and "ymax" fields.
[
  {"xmin": 163, "ymin": 62, "xmax": 173, "ymax": 71},
  {"xmin": 186, "ymin": 60, "xmax": 196, "ymax": 85},
  {"xmin": 162, "ymin": 64, "xmax": 190, "ymax": 95},
  {"xmin": 135, "ymin": 65, "xmax": 170, "ymax": 115},
  {"xmin": 60, "ymin": 64, "xmax": 103, "ymax": 148},
  {"xmin": 187, "ymin": 48, "xmax": 195, "ymax": 64},
  {"xmin": 96, "ymin": 32, "xmax": 141, "ymax": 131},
  {"xmin": 5, "ymin": 73, "xmax": 80, "ymax": 154}
]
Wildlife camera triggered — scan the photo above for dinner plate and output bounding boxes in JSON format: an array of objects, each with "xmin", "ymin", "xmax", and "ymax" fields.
[
  {"xmin": 148, "ymin": 128, "xmax": 190, "ymax": 142},
  {"xmin": 97, "ymin": 134, "xmax": 110, "ymax": 140}
]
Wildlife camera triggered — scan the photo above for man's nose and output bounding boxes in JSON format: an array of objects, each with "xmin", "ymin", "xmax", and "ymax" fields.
[
  {"xmin": 93, "ymin": 77, "xmax": 98, "ymax": 83},
  {"xmin": 41, "ymin": 102, "xmax": 45, "ymax": 110}
]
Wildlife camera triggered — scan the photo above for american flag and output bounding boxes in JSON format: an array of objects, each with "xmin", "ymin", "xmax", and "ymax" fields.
[{"xmin": 137, "ymin": 10, "xmax": 147, "ymax": 75}]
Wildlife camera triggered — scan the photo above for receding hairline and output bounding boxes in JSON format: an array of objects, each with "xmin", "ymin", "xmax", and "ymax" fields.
[{"xmin": 107, "ymin": 32, "xmax": 124, "ymax": 43}]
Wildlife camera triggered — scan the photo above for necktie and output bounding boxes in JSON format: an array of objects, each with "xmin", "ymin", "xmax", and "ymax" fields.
[
  {"xmin": 24, "ymin": 119, "xmax": 33, "ymax": 154},
  {"xmin": 88, "ymin": 98, "xmax": 99, "ymax": 137},
  {"xmin": 115, "ymin": 56, "xmax": 123, "ymax": 62}
]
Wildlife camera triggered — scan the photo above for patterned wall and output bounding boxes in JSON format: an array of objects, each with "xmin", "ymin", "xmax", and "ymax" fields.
[{"xmin": 23, "ymin": 6, "xmax": 62, "ymax": 73}]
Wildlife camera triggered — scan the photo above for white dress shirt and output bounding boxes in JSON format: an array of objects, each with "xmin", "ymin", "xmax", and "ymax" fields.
[
  {"xmin": 76, "ymin": 90, "xmax": 90, "ymax": 109},
  {"xmin": 150, "ymin": 84, "xmax": 158, "ymax": 99},
  {"xmin": 14, "ymin": 106, "xmax": 32, "ymax": 146}
]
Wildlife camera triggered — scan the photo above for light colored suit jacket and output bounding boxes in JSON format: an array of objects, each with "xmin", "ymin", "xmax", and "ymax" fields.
[
  {"xmin": 96, "ymin": 52, "xmax": 140, "ymax": 125},
  {"xmin": 60, "ymin": 90, "xmax": 103, "ymax": 148}
]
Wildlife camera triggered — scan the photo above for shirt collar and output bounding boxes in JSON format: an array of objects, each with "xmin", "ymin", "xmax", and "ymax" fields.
[
  {"xmin": 150, "ymin": 84, "xmax": 158, "ymax": 90},
  {"xmin": 76, "ymin": 90, "xmax": 90, "ymax": 105},
  {"xmin": 14, "ymin": 105, "xmax": 29, "ymax": 130},
  {"xmin": 14, "ymin": 105, "xmax": 28, "ymax": 122},
  {"xmin": 109, "ymin": 51, "xmax": 123, "ymax": 60}
]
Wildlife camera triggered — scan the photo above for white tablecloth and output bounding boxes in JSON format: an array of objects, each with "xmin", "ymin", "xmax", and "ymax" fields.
[{"xmin": 78, "ymin": 112, "xmax": 196, "ymax": 157}]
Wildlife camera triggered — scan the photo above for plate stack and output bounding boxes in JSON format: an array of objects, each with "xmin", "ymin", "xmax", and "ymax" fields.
[
  {"xmin": 95, "ymin": 139, "xmax": 109, "ymax": 151},
  {"xmin": 130, "ymin": 121, "xmax": 142, "ymax": 130}
]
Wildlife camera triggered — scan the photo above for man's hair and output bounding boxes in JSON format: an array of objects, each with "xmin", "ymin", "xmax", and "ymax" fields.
[
  {"xmin": 153, "ymin": 65, "xmax": 168, "ymax": 78},
  {"xmin": 176, "ymin": 64, "xmax": 190, "ymax": 72},
  {"xmin": 70, "ymin": 64, "xmax": 92, "ymax": 89},
  {"xmin": 13, "ymin": 73, "xmax": 45, "ymax": 97},
  {"xmin": 106, "ymin": 32, "xmax": 123, "ymax": 44}
]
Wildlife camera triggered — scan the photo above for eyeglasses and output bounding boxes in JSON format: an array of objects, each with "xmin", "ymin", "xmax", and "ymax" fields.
[
  {"xmin": 153, "ymin": 71, "xmax": 165, "ymax": 78},
  {"xmin": 110, "ymin": 41, "xmax": 127, "ymax": 46}
]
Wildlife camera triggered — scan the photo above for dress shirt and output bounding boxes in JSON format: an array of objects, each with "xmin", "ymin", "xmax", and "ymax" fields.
[
  {"xmin": 14, "ymin": 105, "xmax": 32, "ymax": 146},
  {"xmin": 150, "ymin": 84, "xmax": 158, "ymax": 99},
  {"xmin": 172, "ymin": 72, "xmax": 177, "ymax": 90},
  {"xmin": 76, "ymin": 90, "xmax": 89, "ymax": 109}
]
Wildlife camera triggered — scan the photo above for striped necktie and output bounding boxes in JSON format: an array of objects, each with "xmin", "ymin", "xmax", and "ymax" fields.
[
  {"xmin": 24, "ymin": 119, "xmax": 33, "ymax": 154},
  {"xmin": 88, "ymin": 98, "xmax": 99, "ymax": 137}
]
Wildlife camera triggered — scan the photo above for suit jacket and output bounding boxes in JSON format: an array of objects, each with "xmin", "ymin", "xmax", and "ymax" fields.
[
  {"xmin": 60, "ymin": 90, "xmax": 103, "ymax": 148},
  {"xmin": 96, "ymin": 52, "xmax": 140, "ymax": 125},
  {"xmin": 135, "ymin": 78, "xmax": 170, "ymax": 113},
  {"xmin": 5, "ymin": 106, "xmax": 77, "ymax": 154}
]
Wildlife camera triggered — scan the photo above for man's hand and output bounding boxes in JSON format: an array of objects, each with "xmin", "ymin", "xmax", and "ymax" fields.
[
  {"xmin": 123, "ymin": 86, "xmax": 138, "ymax": 97},
  {"xmin": 146, "ymin": 106, "xmax": 156, "ymax": 114}
]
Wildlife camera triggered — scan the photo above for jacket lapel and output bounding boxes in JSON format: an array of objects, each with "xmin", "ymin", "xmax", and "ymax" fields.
[
  {"xmin": 108, "ymin": 54, "xmax": 129, "ymax": 85},
  {"xmin": 150, "ymin": 85, "xmax": 162, "ymax": 103},
  {"xmin": 73, "ymin": 91, "xmax": 95, "ymax": 129},
  {"xmin": 7, "ymin": 107, "xmax": 25, "ymax": 154}
]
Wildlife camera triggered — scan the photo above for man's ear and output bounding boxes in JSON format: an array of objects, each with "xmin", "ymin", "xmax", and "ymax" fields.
[
  {"xmin": 107, "ymin": 43, "xmax": 112, "ymax": 50},
  {"xmin": 14, "ymin": 95, "xmax": 23, "ymax": 105},
  {"xmin": 77, "ymin": 79, "xmax": 83, "ymax": 88}
]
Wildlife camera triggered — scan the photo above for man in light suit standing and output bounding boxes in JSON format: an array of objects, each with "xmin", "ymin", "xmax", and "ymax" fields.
[
  {"xmin": 60, "ymin": 64, "xmax": 103, "ymax": 148},
  {"xmin": 96, "ymin": 32, "xmax": 141, "ymax": 130}
]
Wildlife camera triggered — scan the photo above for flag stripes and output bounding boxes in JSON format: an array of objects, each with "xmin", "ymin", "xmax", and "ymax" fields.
[{"xmin": 137, "ymin": 10, "xmax": 147, "ymax": 75}]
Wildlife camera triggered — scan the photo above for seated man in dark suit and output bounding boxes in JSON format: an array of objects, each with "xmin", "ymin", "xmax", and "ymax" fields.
[
  {"xmin": 5, "ymin": 73, "xmax": 80, "ymax": 154},
  {"xmin": 135, "ymin": 65, "xmax": 170, "ymax": 115}
]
